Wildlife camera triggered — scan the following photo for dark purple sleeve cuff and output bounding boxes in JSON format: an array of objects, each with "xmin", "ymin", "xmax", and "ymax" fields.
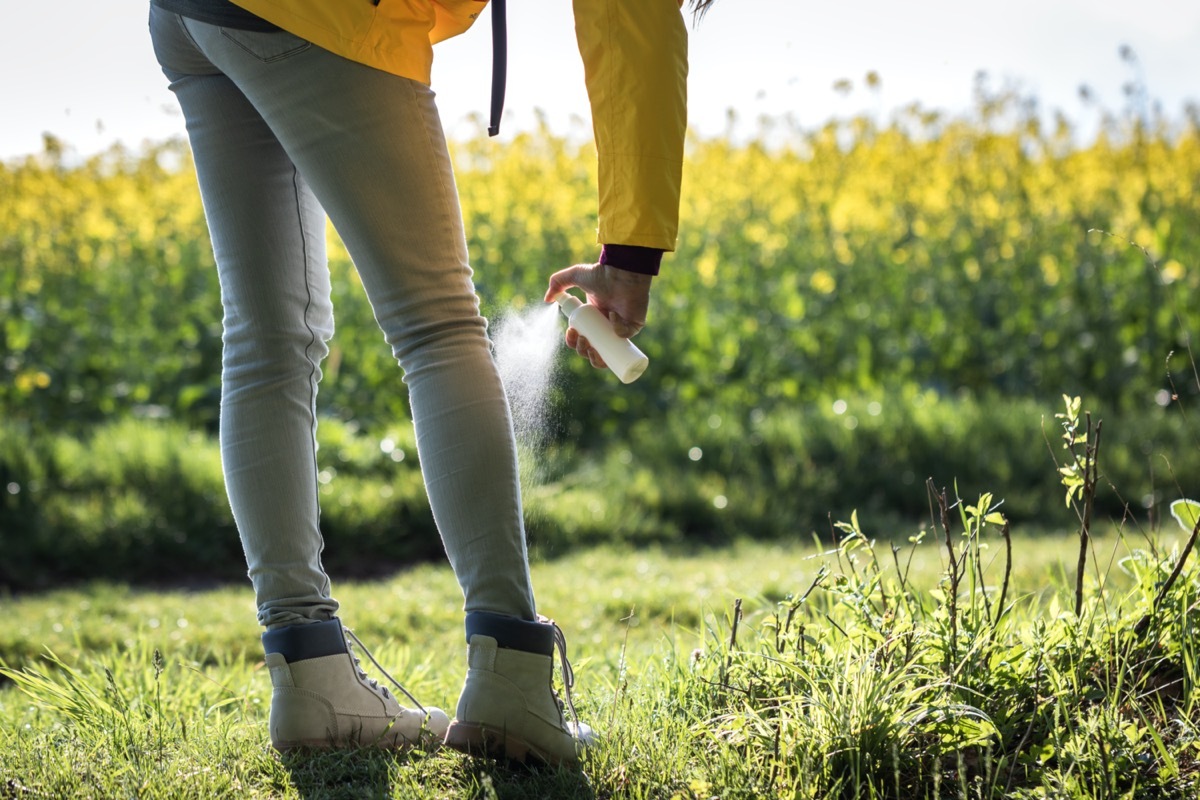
[{"xmin": 600, "ymin": 244, "xmax": 663, "ymax": 276}]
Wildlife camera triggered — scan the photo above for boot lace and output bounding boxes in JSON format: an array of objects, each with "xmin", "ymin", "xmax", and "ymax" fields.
[
  {"xmin": 541, "ymin": 616, "xmax": 580, "ymax": 727},
  {"xmin": 343, "ymin": 627, "xmax": 427, "ymax": 715}
]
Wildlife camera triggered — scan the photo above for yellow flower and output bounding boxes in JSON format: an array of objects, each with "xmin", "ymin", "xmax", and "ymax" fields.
[{"xmin": 810, "ymin": 269, "xmax": 836, "ymax": 295}]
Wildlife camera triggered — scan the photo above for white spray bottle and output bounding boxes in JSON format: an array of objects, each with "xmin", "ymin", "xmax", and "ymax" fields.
[{"xmin": 555, "ymin": 292, "xmax": 649, "ymax": 384}]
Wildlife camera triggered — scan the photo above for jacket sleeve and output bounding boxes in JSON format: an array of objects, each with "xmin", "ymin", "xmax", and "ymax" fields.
[{"xmin": 573, "ymin": 0, "xmax": 688, "ymax": 253}]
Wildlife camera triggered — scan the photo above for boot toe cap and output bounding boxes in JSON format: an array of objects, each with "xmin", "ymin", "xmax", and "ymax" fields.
[{"xmin": 424, "ymin": 707, "xmax": 451, "ymax": 738}]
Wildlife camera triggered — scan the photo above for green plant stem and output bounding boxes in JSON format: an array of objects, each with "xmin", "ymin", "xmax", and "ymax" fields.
[
  {"xmin": 995, "ymin": 520, "xmax": 1013, "ymax": 629},
  {"xmin": 1075, "ymin": 415, "xmax": 1102, "ymax": 618},
  {"xmin": 931, "ymin": 481, "xmax": 959, "ymax": 666}
]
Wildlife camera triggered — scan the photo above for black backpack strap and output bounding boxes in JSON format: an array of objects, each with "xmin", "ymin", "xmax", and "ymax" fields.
[{"xmin": 488, "ymin": 0, "xmax": 507, "ymax": 136}]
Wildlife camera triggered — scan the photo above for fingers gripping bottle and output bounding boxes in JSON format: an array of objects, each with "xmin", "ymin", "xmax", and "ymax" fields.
[{"xmin": 555, "ymin": 292, "xmax": 649, "ymax": 384}]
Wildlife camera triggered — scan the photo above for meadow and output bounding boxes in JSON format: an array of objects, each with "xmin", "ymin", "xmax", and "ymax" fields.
[
  {"xmin": 2, "ymin": 74, "xmax": 1200, "ymax": 797},
  {"xmin": 2, "ymin": 506, "xmax": 1198, "ymax": 798}
]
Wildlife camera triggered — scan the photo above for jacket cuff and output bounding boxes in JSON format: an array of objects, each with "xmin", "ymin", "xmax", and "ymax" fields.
[{"xmin": 600, "ymin": 244, "xmax": 662, "ymax": 276}]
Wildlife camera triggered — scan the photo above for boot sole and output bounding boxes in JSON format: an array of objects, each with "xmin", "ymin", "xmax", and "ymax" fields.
[
  {"xmin": 273, "ymin": 739, "xmax": 418, "ymax": 751},
  {"xmin": 272, "ymin": 730, "xmax": 439, "ymax": 752},
  {"xmin": 443, "ymin": 721, "xmax": 577, "ymax": 767}
]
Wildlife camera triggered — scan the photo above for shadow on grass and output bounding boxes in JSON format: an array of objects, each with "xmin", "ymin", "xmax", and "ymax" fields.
[
  {"xmin": 276, "ymin": 747, "xmax": 403, "ymax": 799},
  {"xmin": 275, "ymin": 747, "xmax": 596, "ymax": 799},
  {"xmin": 455, "ymin": 754, "xmax": 598, "ymax": 800}
]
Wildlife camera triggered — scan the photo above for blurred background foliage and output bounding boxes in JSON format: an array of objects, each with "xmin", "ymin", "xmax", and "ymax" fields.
[{"xmin": 3, "ymin": 81, "xmax": 1199, "ymax": 589}]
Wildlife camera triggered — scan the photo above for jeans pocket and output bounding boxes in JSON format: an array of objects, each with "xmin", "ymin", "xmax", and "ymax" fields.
[{"xmin": 219, "ymin": 27, "xmax": 312, "ymax": 63}]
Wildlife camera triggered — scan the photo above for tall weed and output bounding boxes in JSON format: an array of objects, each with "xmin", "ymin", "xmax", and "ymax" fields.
[{"xmin": 678, "ymin": 402, "xmax": 1199, "ymax": 797}]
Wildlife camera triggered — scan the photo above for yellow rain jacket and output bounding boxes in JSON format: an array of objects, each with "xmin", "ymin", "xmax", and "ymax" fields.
[{"xmin": 229, "ymin": 0, "xmax": 687, "ymax": 252}]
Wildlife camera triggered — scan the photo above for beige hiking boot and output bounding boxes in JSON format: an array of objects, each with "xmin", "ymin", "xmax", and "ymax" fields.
[
  {"xmin": 262, "ymin": 617, "xmax": 450, "ymax": 751},
  {"xmin": 444, "ymin": 613, "xmax": 595, "ymax": 766}
]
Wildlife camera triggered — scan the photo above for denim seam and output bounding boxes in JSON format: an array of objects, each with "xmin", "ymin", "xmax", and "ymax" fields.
[
  {"xmin": 174, "ymin": 12, "xmax": 206, "ymax": 53},
  {"xmin": 218, "ymin": 27, "xmax": 311, "ymax": 63},
  {"xmin": 292, "ymin": 166, "xmax": 327, "ymax": 571}
]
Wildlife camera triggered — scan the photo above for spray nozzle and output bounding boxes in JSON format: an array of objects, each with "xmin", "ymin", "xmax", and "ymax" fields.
[{"xmin": 554, "ymin": 292, "xmax": 583, "ymax": 313}]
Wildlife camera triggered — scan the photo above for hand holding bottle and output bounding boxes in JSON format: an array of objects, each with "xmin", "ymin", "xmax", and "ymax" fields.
[{"xmin": 544, "ymin": 263, "xmax": 652, "ymax": 373}]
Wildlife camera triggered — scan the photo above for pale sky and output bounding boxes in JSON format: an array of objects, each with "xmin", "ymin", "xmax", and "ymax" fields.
[{"xmin": 1, "ymin": 0, "xmax": 1198, "ymax": 160}]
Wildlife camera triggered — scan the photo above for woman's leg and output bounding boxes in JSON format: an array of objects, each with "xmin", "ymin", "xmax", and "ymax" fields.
[{"xmin": 149, "ymin": 7, "xmax": 337, "ymax": 630}]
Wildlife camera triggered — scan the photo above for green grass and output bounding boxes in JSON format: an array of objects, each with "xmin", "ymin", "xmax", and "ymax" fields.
[{"xmin": 2, "ymin": 518, "xmax": 1198, "ymax": 799}]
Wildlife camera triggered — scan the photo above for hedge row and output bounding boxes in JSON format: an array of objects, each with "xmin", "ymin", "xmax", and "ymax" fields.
[{"xmin": 2, "ymin": 392, "xmax": 1194, "ymax": 591}]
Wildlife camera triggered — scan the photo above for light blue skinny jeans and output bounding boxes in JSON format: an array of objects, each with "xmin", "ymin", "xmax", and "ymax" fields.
[{"xmin": 148, "ymin": 7, "xmax": 536, "ymax": 629}]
